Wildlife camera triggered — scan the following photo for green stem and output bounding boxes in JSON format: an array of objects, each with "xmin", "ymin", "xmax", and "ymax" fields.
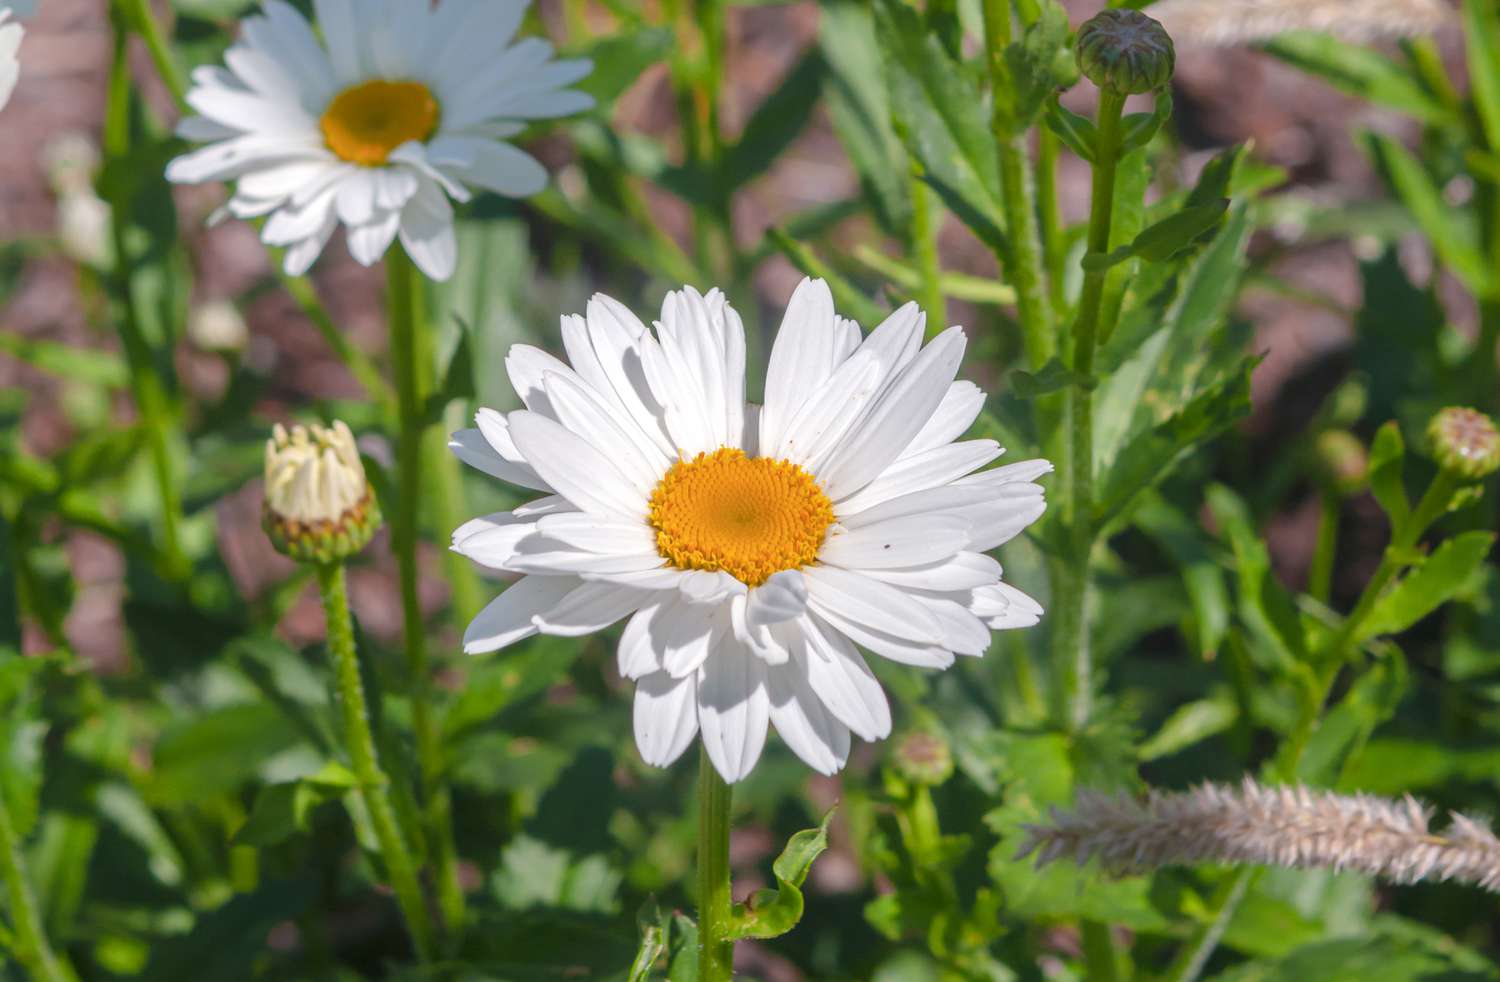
[
  {"xmin": 1054, "ymin": 88, "xmax": 1128, "ymax": 732},
  {"xmin": 1037, "ymin": 127, "xmax": 1068, "ymax": 314},
  {"xmin": 121, "ymin": 0, "xmax": 187, "ymax": 107},
  {"xmin": 1308, "ymin": 490, "xmax": 1339, "ymax": 604},
  {"xmin": 697, "ymin": 746, "xmax": 734, "ymax": 982},
  {"xmin": 385, "ymin": 248, "xmax": 468, "ymax": 940},
  {"xmin": 279, "ymin": 271, "xmax": 395, "ymax": 415},
  {"xmin": 981, "ymin": 0, "xmax": 1054, "ymax": 368},
  {"xmin": 314, "ymin": 562, "xmax": 434, "ymax": 962},
  {"xmin": 1165, "ymin": 866, "xmax": 1253, "ymax": 982},
  {"xmin": 1081, "ymin": 920, "xmax": 1121, "ymax": 982},
  {"xmin": 909, "ymin": 161, "xmax": 947, "ymax": 334},
  {"xmin": 104, "ymin": 7, "xmax": 188, "ymax": 583},
  {"xmin": 0, "ymin": 797, "xmax": 77, "ymax": 982}
]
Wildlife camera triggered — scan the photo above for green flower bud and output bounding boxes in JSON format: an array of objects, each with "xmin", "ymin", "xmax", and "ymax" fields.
[
  {"xmin": 1075, "ymin": 10, "xmax": 1176, "ymax": 95},
  {"xmin": 1426, "ymin": 407, "xmax": 1500, "ymax": 481},
  {"xmin": 891, "ymin": 729, "xmax": 953, "ymax": 787},
  {"xmin": 263, "ymin": 420, "xmax": 382, "ymax": 564},
  {"xmin": 1314, "ymin": 429, "xmax": 1369, "ymax": 497}
]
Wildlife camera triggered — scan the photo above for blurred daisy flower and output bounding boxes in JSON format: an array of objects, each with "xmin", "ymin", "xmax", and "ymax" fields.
[
  {"xmin": 166, "ymin": 0, "xmax": 592, "ymax": 281},
  {"xmin": 451, "ymin": 279, "xmax": 1050, "ymax": 783}
]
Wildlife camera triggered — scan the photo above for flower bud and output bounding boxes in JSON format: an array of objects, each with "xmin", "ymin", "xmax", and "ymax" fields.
[
  {"xmin": 1427, "ymin": 407, "xmax": 1500, "ymax": 481},
  {"xmin": 1075, "ymin": 9, "xmax": 1176, "ymax": 95},
  {"xmin": 891, "ymin": 729, "xmax": 953, "ymax": 787},
  {"xmin": 1314, "ymin": 429, "xmax": 1369, "ymax": 497},
  {"xmin": 189, "ymin": 300, "xmax": 249, "ymax": 353},
  {"xmin": 263, "ymin": 420, "xmax": 381, "ymax": 564}
]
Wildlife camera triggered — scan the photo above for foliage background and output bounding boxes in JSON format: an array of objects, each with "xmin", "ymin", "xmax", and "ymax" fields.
[{"xmin": 1, "ymin": 0, "xmax": 1498, "ymax": 979}]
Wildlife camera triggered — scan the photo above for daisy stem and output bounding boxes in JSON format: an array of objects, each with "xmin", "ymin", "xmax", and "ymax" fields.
[
  {"xmin": 981, "ymin": 0, "xmax": 1055, "ymax": 370},
  {"xmin": 1055, "ymin": 87, "xmax": 1128, "ymax": 733},
  {"xmin": 907, "ymin": 158, "xmax": 948, "ymax": 337},
  {"xmin": 386, "ymin": 247, "xmax": 468, "ymax": 940},
  {"xmin": 697, "ymin": 745, "xmax": 735, "ymax": 982},
  {"xmin": 117, "ymin": 0, "xmax": 187, "ymax": 108},
  {"xmin": 314, "ymin": 561, "xmax": 435, "ymax": 963},
  {"xmin": 0, "ymin": 794, "xmax": 77, "ymax": 982}
]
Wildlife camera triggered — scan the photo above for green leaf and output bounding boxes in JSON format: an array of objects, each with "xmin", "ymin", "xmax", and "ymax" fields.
[
  {"xmin": 1083, "ymin": 201, "xmax": 1228, "ymax": 271},
  {"xmin": 1094, "ymin": 357, "xmax": 1255, "ymax": 532},
  {"xmin": 1364, "ymin": 132, "xmax": 1494, "ymax": 298},
  {"xmin": 1368, "ymin": 421, "xmax": 1410, "ymax": 529},
  {"xmin": 727, "ymin": 809, "xmax": 834, "ymax": 940},
  {"xmin": 765, "ymin": 228, "xmax": 890, "ymax": 327},
  {"xmin": 722, "ymin": 50, "xmax": 825, "ymax": 190},
  {"xmin": 232, "ymin": 762, "xmax": 357, "ymax": 847},
  {"xmin": 1010, "ymin": 358, "xmax": 1094, "ymax": 399},
  {"xmin": 1207, "ymin": 484, "xmax": 1310, "ymax": 670},
  {"xmin": 1466, "ymin": 0, "xmax": 1500, "ymax": 153},
  {"xmin": 1262, "ymin": 33, "xmax": 1454, "ymax": 125},
  {"xmin": 667, "ymin": 913, "xmax": 699, "ymax": 981},
  {"xmin": 570, "ymin": 27, "xmax": 673, "ymax": 105},
  {"xmin": 491, "ymin": 836, "xmax": 622, "ymax": 914},
  {"xmin": 1361, "ymin": 531, "xmax": 1496, "ymax": 641},
  {"xmin": 820, "ymin": 0, "xmax": 911, "ymax": 236},
  {"xmin": 999, "ymin": 3, "xmax": 1075, "ymax": 134},
  {"xmin": 629, "ymin": 900, "xmax": 670, "ymax": 982},
  {"xmin": 875, "ymin": 0, "xmax": 1006, "ymax": 248},
  {"xmin": 424, "ymin": 318, "xmax": 475, "ymax": 424},
  {"xmin": 1046, "ymin": 97, "xmax": 1097, "ymax": 162},
  {"xmin": 1120, "ymin": 89, "xmax": 1173, "ymax": 153},
  {"xmin": 1135, "ymin": 494, "xmax": 1232, "ymax": 659},
  {"xmin": 1138, "ymin": 695, "xmax": 1239, "ymax": 762}
]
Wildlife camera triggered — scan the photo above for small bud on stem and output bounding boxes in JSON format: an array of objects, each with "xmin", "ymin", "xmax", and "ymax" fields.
[
  {"xmin": 1075, "ymin": 9, "xmax": 1176, "ymax": 95},
  {"xmin": 1427, "ymin": 407, "xmax": 1500, "ymax": 481},
  {"xmin": 263, "ymin": 420, "xmax": 381, "ymax": 564}
]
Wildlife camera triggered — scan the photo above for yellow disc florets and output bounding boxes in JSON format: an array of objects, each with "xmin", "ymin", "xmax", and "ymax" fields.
[
  {"xmin": 319, "ymin": 79, "xmax": 440, "ymax": 167},
  {"xmin": 648, "ymin": 448, "xmax": 835, "ymax": 587}
]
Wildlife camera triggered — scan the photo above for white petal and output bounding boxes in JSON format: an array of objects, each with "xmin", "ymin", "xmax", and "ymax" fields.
[
  {"xmin": 618, "ymin": 603, "xmax": 666, "ymax": 680},
  {"xmin": 767, "ymin": 659, "xmax": 850, "ymax": 776},
  {"xmin": 811, "ymin": 604, "xmax": 955, "ymax": 668},
  {"xmin": 901, "ymin": 381, "xmax": 986, "ymax": 458},
  {"xmin": 533, "ymin": 581, "xmax": 652, "ymax": 636},
  {"xmin": 745, "ymin": 570, "xmax": 807, "ymax": 630},
  {"xmin": 534, "ymin": 512, "xmax": 656, "ymax": 554},
  {"xmin": 634, "ymin": 671, "xmax": 700, "ymax": 769},
  {"xmin": 910, "ymin": 594, "xmax": 991, "ymax": 656},
  {"xmin": 448, "ymin": 427, "xmax": 550, "ymax": 492},
  {"xmin": 802, "ymin": 566, "xmax": 945, "ymax": 645},
  {"xmin": 397, "ymin": 177, "xmax": 458, "ymax": 281},
  {"xmin": 817, "ymin": 515, "xmax": 970, "ymax": 570},
  {"xmin": 697, "ymin": 639, "xmax": 771, "ymax": 783},
  {"xmin": 427, "ymin": 135, "xmax": 548, "ymax": 197},
  {"xmin": 657, "ymin": 598, "xmax": 727, "ymax": 679},
  {"xmin": 542, "ymin": 371, "xmax": 669, "ymax": 493},
  {"xmin": 835, "ymin": 440, "xmax": 1002, "ymax": 516},
  {"xmin": 775, "ymin": 350, "xmax": 883, "ymax": 470},
  {"xmin": 953, "ymin": 458, "xmax": 1055, "ymax": 489},
  {"xmin": 678, "ymin": 570, "xmax": 745, "ymax": 605},
  {"xmin": 760, "ymin": 278, "xmax": 840, "ymax": 455},
  {"xmin": 970, "ymin": 582, "xmax": 1045, "ymax": 629},
  {"xmin": 818, "ymin": 326, "xmax": 967, "ymax": 500},
  {"xmin": 506, "ymin": 411, "xmax": 647, "ymax": 522},
  {"xmin": 793, "ymin": 614, "xmax": 892, "ymax": 741},
  {"xmin": 863, "ymin": 552, "xmax": 1002, "ymax": 591},
  {"xmin": 451, "ymin": 513, "xmax": 536, "ymax": 570},
  {"xmin": 506, "ymin": 535, "xmax": 665, "ymax": 576},
  {"xmin": 464, "ymin": 576, "xmax": 578, "ymax": 653}
]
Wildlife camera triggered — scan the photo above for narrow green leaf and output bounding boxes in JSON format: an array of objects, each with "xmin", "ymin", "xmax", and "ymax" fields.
[
  {"xmin": 1206, "ymin": 484, "xmax": 1310, "ymax": 669},
  {"xmin": 1364, "ymin": 132, "xmax": 1493, "ymax": 297},
  {"xmin": 1045, "ymin": 97, "xmax": 1096, "ymax": 162},
  {"xmin": 1361, "ymin": 531, "xmax": 1497, "ymax": 640},
  {"xmin": 1464, "ymin": 0, "xmax": 1500, "ymax": 151},
  {"xmin": 1010, "ymin": 359, "xmax": 1094, "ymax": 399},
  {"xmin": 765, "ymin": 229, "xmax": 889, "ymax": 327},
  {"xmin": 629, "ymin": 900, "xmax": 670, "ymax": 982},
  {"xmin": 1001, "ymin": 3, "xmax": 1075, "ymax": 134},
  {"xmin": 1138, "ymin": 696, "xmax": 1239, "ymax": 762},
  {"xmin": 1120, "ymin": 90, "xmax": 1173, "ymax": 153},
  {"xmin": 570, "ymin": 27, "xmax": 673, "ymax": 105},
  {"xmin": 1263, "ymin": 32, "xmax": 1454, "ymax": 124},
  {"xmin": 722, "ymin": 51, "xmax": 826, "ymax": 190},
  {"xmin": 1130, "ymin": 200, "xmax": 1230, "ymax": 262},
  {"xmin": 727, "ymin": 809, "xmax": 834, "ymax": 940}
]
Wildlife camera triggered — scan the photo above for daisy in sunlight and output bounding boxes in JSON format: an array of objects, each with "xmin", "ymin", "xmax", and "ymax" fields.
[
  {"xmin": 166, "ymin": 0, "xmax": 592, "ymax": 280},
  {"xmin": 450, "ymin": 279, "xmax": 1050, "ymax": 783}
]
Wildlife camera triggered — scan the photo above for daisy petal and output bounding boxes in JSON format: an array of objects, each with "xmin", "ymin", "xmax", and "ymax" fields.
[
  {"xmin": 464, "ymin": 576, "xmax": 578, "ymax": 653},
  {"xmin": 634, "ymin": 670, "xmax": 700, "ymax": 769},
  {"xmin": 697, "ymin": 639, "xmax": 771, "ymax": 783}
]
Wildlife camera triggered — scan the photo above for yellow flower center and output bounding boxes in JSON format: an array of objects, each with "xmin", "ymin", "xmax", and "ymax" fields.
[
  {"xmin": 319, "ymin": 80, "xmax": 439, "ymax": 167},
  {"xmin": 648, "ymin": 448, "xmax": 834, "ymax": 587}
]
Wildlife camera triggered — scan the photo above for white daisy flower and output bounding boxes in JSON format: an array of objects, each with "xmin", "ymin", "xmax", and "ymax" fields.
[
  {"xmin": 451, "ymin": 279, "xmax": 1051, "ymax": 783},
  {"xmin": 165, "ymin": 0, "xmax": 593, "ymax": 281},
  {"xmin": 0, "ymin": 7, "xmax": 26, "ymax": 113}
]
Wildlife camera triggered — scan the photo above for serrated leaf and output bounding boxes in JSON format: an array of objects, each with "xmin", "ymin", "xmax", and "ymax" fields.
[
  {"xmin": 727, "ymin": 809, "xmax": 834, "ymax": 940},
  {"xmin": 1361, "ymin": 532, "xmax": 1496, "ymax": 641},
  {"xmin": 1368, "ymin": 421, "xmax": 1409, "ymax": 529},
  {"xmin": 999, "ymin": 3, "xmax": 1075, "ymax": 134}
]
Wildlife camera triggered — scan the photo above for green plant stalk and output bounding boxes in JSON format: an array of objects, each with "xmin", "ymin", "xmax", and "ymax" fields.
[
  {"xmin": 103, "ymin": 8, "xmax": 188, "ymax": 583},
  {"xmin": 279, "ymin": 272, "xmax": 395, "ymax": 414},
  {"xmin": 1054, "ymin": 88, "xmax": 1128, "ymax": 732},
  {"xmin": 1081, "ymin": 920, "xmax": 1122, "ymax": 982},
  {"xmin": 981, "ymin": 0, "xmax": 1055, "ymax": 369},
  {"xmin": 1173, "ymin": 468, "xmax": 1462, "ymax": 981},
  {"xmin": 385, "ymin": 248, "xmax": 467, "ymax": 940},
  {"xmin": 0, "ymin": 796, "xmax": 77, "ymax": 982},
  {"xmin": 1037, "ymin": 127, "xmax": 1068, "ymax": 314},
  {"xmin": 120, "ymin": 0, "xmax": 187, "ymax": 105},
  {"xmin": 908, "ymin": 161, "xmax": 947, "ymax": 333},
  {"xmin": 1308, "ymin": 490, "xmax": 1340, "ymax": 604},
  {"xmin": 314, "ymin": 562, "xmax": 434, "ymax": 961},
  {"xmin": 697, "ymin": 746, "xmax": 735, "ymax": 982}
]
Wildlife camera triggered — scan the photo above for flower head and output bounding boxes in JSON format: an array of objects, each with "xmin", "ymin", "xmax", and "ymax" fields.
[
  {"xmin": 166, "ymin": 0, "xmax": 593, "ymax": 281},
  {"xmin": 451, "ymin": 279, "xmax": 1050, "ymax": 783},
  {"xmin": 1075, "ymin": 9, "xmax": 1175, "ymax": 95},
  {"xmin": 0, "ymin": 7, "xmax": 25, "ymax": 113},
  {"xmin": 263, "ymin": 420, "xmax": 381, "ymax": 564},
  {"xmin": 1427, "ymin": 407, "xmax": 1500, "ymax": 481}
]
